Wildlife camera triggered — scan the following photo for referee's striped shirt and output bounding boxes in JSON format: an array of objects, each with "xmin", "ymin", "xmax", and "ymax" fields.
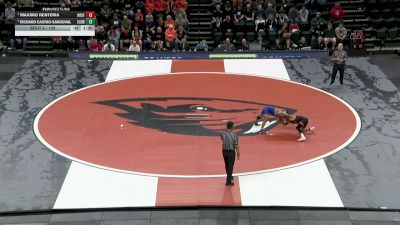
[{"xmin": 220, "ymin": 130, "xmax": 238, "ymax": 151}]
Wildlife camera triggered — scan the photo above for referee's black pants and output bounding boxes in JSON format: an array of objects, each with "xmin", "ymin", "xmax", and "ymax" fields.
[
  {"xmin": 331, "ymin": 63, "xmax": 345, "ymax": 85},
  {"xmin": 222, "ymin": 150, "xmax": 235, "ymax": 184}
]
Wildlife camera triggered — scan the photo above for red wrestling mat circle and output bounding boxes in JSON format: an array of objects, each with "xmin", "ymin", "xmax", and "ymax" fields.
[{"xmin": 35, "ymin": 73, "xmax": 360, "ymax": 177}]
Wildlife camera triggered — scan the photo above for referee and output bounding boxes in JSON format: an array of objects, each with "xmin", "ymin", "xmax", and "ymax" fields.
[
  {"xmin": 220, "ymin": 121, "xmax": 240, "ymax": 187},
  {"xmin": 330, "ymin": 43, "xmax": 348, "ymax": 86}
]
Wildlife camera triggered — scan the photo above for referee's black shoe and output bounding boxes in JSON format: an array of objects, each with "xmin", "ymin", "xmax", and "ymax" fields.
[{"xmin": 225, "ymin": 182, "xmax": 234, "ymax": 187}]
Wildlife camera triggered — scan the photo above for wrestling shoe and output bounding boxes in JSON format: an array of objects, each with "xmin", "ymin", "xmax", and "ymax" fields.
[
  {"xmin": 298, "ymin": 133, "xmax": 306, "ymax": 142},
  {"xmin": 309, "ymin": 126, "xmax": 316, "ymax": 132}
]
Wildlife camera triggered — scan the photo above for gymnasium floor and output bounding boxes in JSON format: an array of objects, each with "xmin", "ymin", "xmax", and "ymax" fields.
[{"xmin": 0, "ymin": 57, "xmax": 399, "ymax": 215}]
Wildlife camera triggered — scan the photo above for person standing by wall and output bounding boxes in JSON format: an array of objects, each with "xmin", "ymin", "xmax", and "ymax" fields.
[
  {"xmin": 330, "ymin": 43, "xmax": 348, "ymax": 86},
  {"xmin": 220, "ymin": 121, "xmax": 240, "ymax": 187}
]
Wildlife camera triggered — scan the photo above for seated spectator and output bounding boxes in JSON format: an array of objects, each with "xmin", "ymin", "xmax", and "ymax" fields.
[
  {"xmin": 164, "ymin": 15, "xmax": 175, "ymax": 29},
  {"xmin": 276, "ymin": 9, "xmax": 289, "ymax": 28},
  {"xmin": 221, "ymin": 38, "xmax": 235, "ymax": 51},
  {"xmin": 165, "ymin": 24, "xmax": 177, "ymax": 50},
  {"xmin": 136, "ymin": 0, "xmax": 146, "ymax": 12},
  {"xmin": 128, "ymin": 40, "xmax": 141, "ymax": 51},
  {"xmin": 264, "ymin": 0, "xmax": 276, "ymax": 9},
  {"xmin": 103, "ymin": 42, "xmax": 116, "ymax": 52},
  {"xmin": 222, "ymin": 14, "xmax": 234, "ymax": 33},
  {"xmin": 271, "ymin": 37, "xmax": 284, "ymax": 50},
  {"xmin": 310, "ymin": 11, "xmax": 326, "ymax": 35},
  {"xmin": 234, "ymin": 7, "xmax": 244, "ymax": 22},
  {"xmin": 323, "ymin": 22, "xmax": 336, "ymax": 50},
  {"xmin": 65, "ymin": 36, "xmax": 76, "ymax": 51},
  {"xmin": 88, "ymin": 38, "xmax": 103, "ymax": 52},
  {"xmin": 154, "ymin": 27, "xmax": 165, "ymax": 50},
  {"xmin": 254, "ymin": 5, "xmax": 266, "ymax": 19},
  {"xmin": 108, "ymin": 26, "xmax": 120, "ymax": 49},
  {"xmin": 278, "ymin": 22, "xmax": 291, "ymax": 39},
  {"xmin": 211, "ymin": 15, "xmax": 223, "ymax": 32},
  {"xmin": 285, "ymin": 38, "xmax": 296, "ymax": 50},
  {"xmin": 289, "ymin": 21, "xmax": 299, "ymax": 33},
  {"xmin": 143, "ymin": 27, "xmax": 155, "ymax": 51},
  {"xmin": 299, "ymin": 5, "xmax": 309, "ymax": 23},
  {"xmin": 175, "ymin": 25, "xmax": 187, "ymax": 51},
  {"xmin": 214, "ymin": 44, "xmax": 224, "ymax": 51},
  {"xmin": 335, "ymin": 22, "xmax": 347, "ymax": 43},
  {"xmin": 120, "ymin": 27, "xmax": 133, "ymax": 50},
  {"xmin": 213, "ymin": 4, "xmax": 224, "ymax": 20},
  {"xmin": 121, "ymin": 15, "xmax": 132, "ymax": 31},
  {"xmin": 145, "ymin": 14, "xmax": 156, "ymax": 31},
  {"xmin": 288, "ymin": 6, "xmax": 300, "ymax": 23},
  {"xmin": 243, "ymin": 4, "xmax": 254, "ymax": 21},
  {"xmin": 223, "ymin": 0, "xmax": 233, "ymax": 17},
  {"xmin": 264, "ymin": 3, "xmax": 276, "ymax": 21},
  {"xmin": 174, "ymin": 0, "xmax": 188, "ymax": 12},
  {"xmin": 232, "ymin": 0, "xmax": 243, "ymax": 10},
  {"xmin": 156, "ymin": 16, "xmax": 164, "ymax": 30},
  {"xmin": 96, "ymin": 26, "xmax": 108, "ymax": 44},
  {"xmin": 135, "ymin": 9, "xmax": 144, "ymax": 23},
  {"xmin": 110, "ymin": 14, "xmax": 121, "ymax": 29},
  {"xmin": 266, "ymin": 14, "xmax": 277, "ymax": 32},
  {"xmin": 166, "ymin": 0, "xmax": 175, "ymax": 16},
  {"xmin": 132, "ymin": 26, "xmax": 143, "ymax": 46},
  {"xmin": 154, "ymin": 0, "xmax": 167, "ymax": 17},
  {"xmin": 255, "ymin": 15, "xmax": 266, "ymax": 32},
  {"xmin": 330, "ymin": 3, "xmax": 344, "ymax": 21},
  {"xmin": 146, "ymin": 0, "xmax": 155, "ymax": 14},
  {"xmin": 312, "ymin": 35, "xmax": 325, "ymax": 49},
  {"xmin": 297, "ymin": 36, "xmax": 309, "ymax": 49},
  {"xmin": 175, "ymin": 14, "xmax": 189, "ymax": 31},
  {"xmin": 194, "ymin": 39, "xmax": 209, "ymax": 51},
  {"xmin": 238, "ymin": 38, "xmax": 249, "ymax": 51},
  {"xmin": 52, "ymin": 36, "xmax": 63, "ymax": 50}
]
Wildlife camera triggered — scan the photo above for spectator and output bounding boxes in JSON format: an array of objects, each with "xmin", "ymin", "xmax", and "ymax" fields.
[
  {"xmin": 103, "ymin": 42, "xmax": 116, "ymax": 52},
  {"xmin": 174, "ymin": 0, "xmax": 188, "ymax": 12},
  {"xmin": 108, "ymin": 26, "xmax": 120, "ymax": 49},
  {"xmin": 214, "ymin": 44, "xmax": 224, "ymax": 51},
  {"xmin": 288, "ymin": 6, "xmax": 299, "ymax": 22},
  {"xmin": 297, "ymin": 36, "xmax": 309, "ymax": 49},
  {"xmin": 264, "ymin": 3, "xmax": 276, "ymax": 20},
  {"xmin": 65, "ymin": 36, "xmax": 76, "ymax": 51},
  {"xmin": 221, "ymin": 38, "xmax": 235, "ymax": 51},
  {"xmin": 222, "ymin": 14, "xmax": 234, "ymax": 33},
  {"xmin": 96, "ymin": 26, "xmax": 108, "ymax": 44},
  {"xmin": 52, "ymin": 36, "xmax": 63, "ymax": 50},
  {"xmin": 110, "ymin": 14, "xmax": 121, "ymax": 29},
  {"xmin": 330, "ymin": 3, "xmax": 344, "ymax": 21},
  {"xmin": 278, "ymin": 22, "xmax": 291, "ymax": 39},
  {"xmin": 266, "ymin": 13, "xmax": 277, "ymax": 32},
  {"xmin": 175, "ymin": 25, "xmax": 187, "ymax": 51},
  {"xmin": 254, "ymin": 5, "xmax": 266, "ymax": 19},
  {"xmin": 285, "ymin": 38, "xmax": 296, "ymax": 50},
  {"xmin": 213, "ymin": 0, "xmax": 223, "ymax": 6},
  {"xmin": 238, "ymin": 38, "xmax": 249, "ymax": 51},
  {"xmin": 166, "ymin": 0, "xmax": 175, "ymax": 15},
  {"xmin": 146, "ymin": 0, "xmax": 155, "ymax": 13},
  {"xmin": 223, "ymin": 0, "xmax": 233, "ymax": 17},
  {"xmin": 335, "ymin": 22, "xmax": 347, "ymax": 42},
  {"xmin": 154, "ymin": 0, "xmax": 167, "ymax": 17},
  {"xmin": 289, "ymin": 21, "xmax": 300, "ymax": 33},
  {"xmin": 120, "ymin": 27, "xmax": 133, "ymax": 50},
  {"xmin": 156, "ymin": 16, "xmax": 164, "ymax": 30},
  {"xmin": 232, "ymin": 0, "xmax": 243, "ymax": 10},
  {"xmin": 136, "ymin": 0, "xmax": 146, "ymax": 12},
  {"xmin": 175, "ymin": 14, "xmax": 189, "ymax": 31},
  {"xmin": 145, "ymin": 14, "xmax": 156, "ymax": 31},
  {"xmin": 313, "ymin": 35, "xmax": 325, "ymax": 49},
  {"xmin": 121, "ymin": 15, "xmax": 132, "ymax": 31},
  {"xmin": 194, "ymin": 39, "xmax": 209, "ymax": 51},
  {"xmin": 323, "ymin": 22, "xmax": 336, "ymax": 50},
  {"xmin": 154, "ymin": 27, "xmax": 164, "ymax": 50},
  {"xmin": 165, "ymin": 24, "xmax": 176, "ymax": 50},
  {"xmin": 271, "ymin": 37, "xmax": 284, "ymax": 50},
  {"xmin": 132, "ymin": 26, "xmax": 143, "ymax": 46},
  {"xmin": 276, "ymin": 9, "xmax": 289, "ymax": 27},
  {"xmin": 243, "ymin": 3, "xmax": 254, "ymax": 21},
  {"xmin": 135, "ymin": 9, "xmax": 144, "ymax": 23},
  {"xmin": 310, "ymin": 11, "xmax": 326, "ymax": 35},
  {"xmin": 143, "ymin": 27, "xmax": 155, "ymax": 50},
  {"xmin": 253, "ymin": 35, "xmax": 266, "ymax": 50},
  {"xmin": 88, "ymin": 38, "xmax": 103, "ymax": 52},
  {"xmin": 5, "ymin": 2, "xmax": 15, "ymax": 24},
  {"xmin": 299, "ymin": 5, "xmax": 309, "ymax": 23},
  {"xmin": 213, "ymin": 4, "xmax": 224, "ymax": 20},
  {"xmin": 164, "ymin": 15, "xmax": 175, "ymax": 29},
  {"xmin": 264, "ymin": 0, "xmax": 276, "ymax": 8},
  {"xmin": 255, "ymin": 15, "xmax": 266, "ymax": 31},
  {"xmin": 211, "ymin": 15, "xmax": 223, "ymax": 32},
  {"xmin": 128, "ymin": 40, "xmax": 141, "ymax": 51},
  {"xmin": 234, "ymin": 7, "xmax": 244, "ymax": 22}
]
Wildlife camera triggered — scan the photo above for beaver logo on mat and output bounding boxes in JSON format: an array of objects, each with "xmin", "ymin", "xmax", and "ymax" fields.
[{"xmin": 94, "ymin": 97, "xmax": 296, "ymax": 136}]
